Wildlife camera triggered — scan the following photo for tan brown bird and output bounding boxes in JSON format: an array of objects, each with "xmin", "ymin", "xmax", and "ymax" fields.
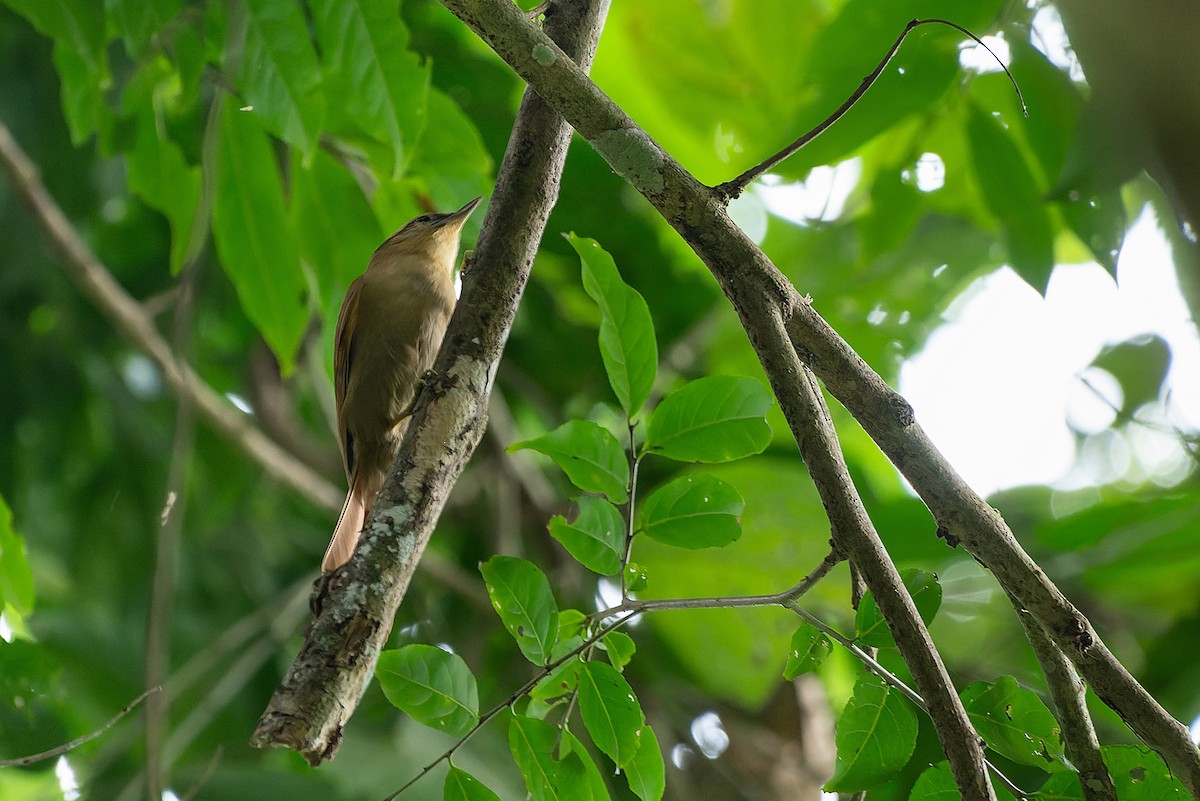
[{"xmin": 323, "ymin": 197, "xmax": 481, "ymax": 572}]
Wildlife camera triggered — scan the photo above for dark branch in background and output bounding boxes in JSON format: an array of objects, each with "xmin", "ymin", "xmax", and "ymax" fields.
[
  {"xmin": 0, "ymin": 688, "xmax": 160, "ymax": 767},
  {"xmin": 716, "ymin": 18, "xmax": 1027, "ymax": 201},
  {"xmin": 250, "ymin": 0, "xmax": 612, "ymax": 765},
  {"xmin": 1016, "ymin": 607, "xmax": 1117, "ymax": 801},
  {"xmin": 431, "ymin": 0, "xmax": 1200, "ymax": 795}
]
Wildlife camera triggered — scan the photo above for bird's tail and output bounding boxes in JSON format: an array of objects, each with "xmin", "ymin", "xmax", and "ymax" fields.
[{"xmin": 323, "ymin": 483, "xmax": 367, "ymax": 572}]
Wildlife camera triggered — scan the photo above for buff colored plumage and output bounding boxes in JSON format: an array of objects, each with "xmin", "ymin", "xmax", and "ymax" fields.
[{"xmin": 323, "ymin": 197, "xmax": 481, "ymax": 572}]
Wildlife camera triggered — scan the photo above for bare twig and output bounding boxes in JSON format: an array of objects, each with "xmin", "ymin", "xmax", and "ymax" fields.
[
  {"xmin": 0, "ymin": 688, "xmax": 160, "ymax": 767},
  {"xmin": 715, "ymin": 18, "xmax": 1027, "ymax": 201}
]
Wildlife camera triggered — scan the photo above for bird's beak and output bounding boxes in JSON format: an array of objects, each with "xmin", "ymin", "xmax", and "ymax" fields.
[{"xmin": 441, "ymin": 196, "xmax": 482, "ymax": 228}]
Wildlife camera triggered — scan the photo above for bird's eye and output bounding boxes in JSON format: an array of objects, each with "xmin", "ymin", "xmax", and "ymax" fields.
[{"xmin": 412, "ymin": 214, "xmax": 434, "ymax": 225}]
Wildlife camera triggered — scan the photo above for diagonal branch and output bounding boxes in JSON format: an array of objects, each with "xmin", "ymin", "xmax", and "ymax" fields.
[
  {"xmin": 249, "ymin": 0, "xmax": 613, "ymax": 764},
  {"xmin": 430, "ymin": 0, "xmax": 1200, "ymax": 795}
]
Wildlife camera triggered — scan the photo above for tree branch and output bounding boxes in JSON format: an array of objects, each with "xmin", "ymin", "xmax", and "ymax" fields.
[
  {"xmin": 432, "ymin": 0, "xmax": 1200, "ymax": 794},
  {"xmin": 1017, "ymin": 607, "xmax": 1117, "ymax": 801},
  {"xmin": 250, "ymin": 0, "xmax": 613, "ymax": 764}
]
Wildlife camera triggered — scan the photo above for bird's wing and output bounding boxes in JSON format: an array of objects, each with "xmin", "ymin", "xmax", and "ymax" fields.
[{"xmin": 333, "ymin": 276, "xmax": 364, "ymax": 480}]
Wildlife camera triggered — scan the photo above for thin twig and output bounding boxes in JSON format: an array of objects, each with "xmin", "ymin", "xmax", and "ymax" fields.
[
  {"xmin": 0, "ymin": 688, "xmax": 161, "ymax": 767},
  {"xmin": 715, "ymin": 17, "xmax": 1027, "ymax": 201}
]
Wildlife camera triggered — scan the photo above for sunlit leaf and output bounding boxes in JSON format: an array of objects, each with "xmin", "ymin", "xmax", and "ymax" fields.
[
  {"xmin": 855, "ymin": 568, "xmax": 942, "ymax": 648},
  {"xmin": 567, "ymin": 234, "xmax": 658, "ymax": 418},
  {"xmin": 376, "ymin": 645, "xmax": 478, "ymax": 737},
  {"xmin": 645, "ymin": 376, "xmax": 773, "ymax": 463},
  {"xmin": 625, "ymin": 723, "xmax": 666, "ymax": 801},
  {"xmin": 783, "ymin": 624, "xmax": 831, "ymax": 680},
  {"xmin": 444, "ymin": 765, "xmax": 502, "ymax": 801},
  {"xmin": 481, "ymin": 556, "xmax": 558, "ymax": 665},
  {"xmin": 960, "ymin": 675, "xmax": 1064, "ymax": 768},
  {"xmin": 639, "ymin": 473, "xmax": 743, "ymax": 549},
  {"xmin": 578, "ymin": 660, "xmax": 645, "ymax": 768},
  {"xmin": 826, "ymin": 674, "xmax": 918, "ymax": 792},
  {"xmin": 510, "ymin": 420, "xmax": 630, "ymax": 502},
  {"xmin": 548, "ymin": 496, "xmax": 624, "ymax": 575}
]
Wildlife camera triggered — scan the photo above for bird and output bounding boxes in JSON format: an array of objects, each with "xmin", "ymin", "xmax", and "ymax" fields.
[{"xmin": 322, "ymin": 197, "xmax": 482, "ymax": 572}]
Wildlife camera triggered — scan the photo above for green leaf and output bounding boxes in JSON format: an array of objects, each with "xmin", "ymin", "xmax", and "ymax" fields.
[
  {"xmin": 6, "ymin": 0, "xmax": 109, "ymax": 144},
  {"xmin": 961, "ymin": 675, "xmax": 1064, "ymax": 768},
  {"xmin": 577, "ymin": 661, "xmax": 645, "ymax": 768},
  {"xmin": 309, "ymin": 0, "xmax": 430, "ymax": 178},
  {"xmin": 510, "ymin": 420, "xmax": 630, "ymax": 503},
  {"xmin": 509, "ymin": 714, "xmax": 561, "ymax": 801},
  {"xmin": 966, "ymin": 103, "xmax": 1054, "ymax": 293},
  {"xmin": 480, "ymin": 556, "xmax": 559, "ymax": 665},
  {"xmin": 126, "ymin": 106, "xmax": 201, "ymax": 274},
  {"xmin": 639, "ymin": 473, "xmax": 743, "ymax": 549},
  {"xmin": 107, "ymin": 0, "xmax": 182, "ymax": 57},
  {"xmin": 855, "ymin": 568, "xmax": 942, "ymax": 648},
  {"xmin": 376, "ymin": 644, "xmax": 478, "ymax": 737},
  {"xmin": 567, "ymin": 235, "xmax": 658, "ymax": 418},
  {"xmin": 825, "ymin": 674, "xmax": 918, "ymax": 792},
  {"xmin": 645, "ymin": 376, "xmax": 773, "ymax": 462},
  {"xmin": 910, "ymin": 762, "xmax": 1019, "ymax": 801},
  {"xmin": 225, "ymin": 0, "xmax": 325, "ymax": 154},
  {"xmin": 600, "ymin": 631, "xmax": 636, "ymax": 670},
  {"xmin": 530, "ymin": 657, "xmax": 583, "ymax": 703},
  {"xmin": 783, "ymin": 624, "xmax": 831, "ymax": 680},
  {"xmin": 211, "ymin": 98, "xmax": 308, "ymax": 373},
  {"xmin": 1090, "ymin": 335, "xmax": 1171, "ymax": 417},
  {"xmin": 409, "ymin": 89, "xmax": 493, "ymax": 204},
  {"xmin": 560, "ymin": 730, "xmax": 612, "ymax": 801},
  {"xmin": 548, "ymin": 497, "xmax": 624, "ymax": 575},
  {"xmin": 625, "ymin": 723, "xmax": 665, "ymax": 801},
  {"xmin": 444, "ymin": 765, "xmax": 502, "ymax": 801},
  {"xmin": 1100, "ymin": 746, "xmax": 1187, "ymax": 800},
  {"xmin": 290, "ymin": 147, "xmax": 383, "ymax": 305},
  {"xmin": 0, "ymin": 496, "xmax": 34, "ymax": 615}
]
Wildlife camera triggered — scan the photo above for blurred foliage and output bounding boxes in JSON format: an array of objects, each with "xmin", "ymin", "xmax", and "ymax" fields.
[{"xmin": 0, "ymin": 0, "xmax": 1197, "ymax": 799}]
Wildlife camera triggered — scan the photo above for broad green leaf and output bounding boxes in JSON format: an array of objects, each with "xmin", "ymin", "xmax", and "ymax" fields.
[
  {"xmin": 225, "ymin": 0, "xmax": 324, "ymax": 154},
  {"xmin": 310, "ymin": 0, "xmax": 430, "ymax": 178},
  {"xmin": 126, "ymin": 106, "xmax": 201, "ymax": 274},
  {"xmin": 6, "ymin": 0, "xmax": 109, "ymax": 144},
  {"xmin": 106, "ymin": 0, "xmax": 182, "ymax": 57},
  {"xmin": 509, "ymin": 714, "xmax": 561, "ymax": 801},
  {"xmin": 557, "ymin": 608, "xmax": 588, "ymax": 643},
  {"xmin": 961, "ymin": 675, "xmax": 1064, "ymax": 768},
  {"xmin": 548, "ymin": 496, "xmax": 624, "ymax": 575},
  {"xmin": 567, "ymin": 235, "xmax": 658, "ymax": 418},
  {"xmin": 1090, "ymin": 335, "xmax": 1170, "ymax": 417},
  {"xmin": 600, "ymin": 630, "xmax": 636, "ymax": 670},
  {"xmin": 480, "ymin": 556, "xmax": 558, "ymax": 665},
  {"xmin": 376, "ymin": 644, "xmax": 478, "ymax": 737},
  {"xmin": 1035, "ymin": 770, "xmax": 1090, "ymax": 800},
  {"xmin": 510, "ymin": 420, "xmax": 630, "ymax": 503},
  {"xmin": 409, "ymin": 88, "xmax": 493, "ymax": 205},
  {"xmin": 578, "ymin": 661, "xmax": 645, "ymax": 768},
  {"xmin": 825, "ymin": 674, "xmax": 918, "ymax": 792},
  {"xmin": 855, "ymin": 568, "xmax": 942, "ymax": 648},
  {"xmin": 290, "ymin": 147, "xmax": 383, "ymax": 303},
  {"xmin": 783, "ymin": 624, "xmax": 831, "ymax": 680},
  {"xmin": 1101, "ymin": 746, "xmax": 1186, "ymax": 799},
  {"xmin": 639, "ymin": 473, "xmax": 743, "ymax": 549},
  {"xmin": 0, "ymin": 496, "xmax": 34, "ymax": 615},
  {"xmin": 211, "ymin": 98, "xmax": 307, "ymax": 373},
  {"xmin": 625, "ymin": 723, "xmax": 665, "ymax": 801},
  {"xmin": 645, "ymin": 376, "xmax": 773, "ymax": 463},
  {"xmin": 444, "ymin": 766, "xmax": 502, "ymax": 801},
  {"xmin": 966, "ymin": 103, "xmax": 1054, "ymax": 293},
  {"xmin": 560, "ymin": 730, "xmax": 611, "ymax": 801}
]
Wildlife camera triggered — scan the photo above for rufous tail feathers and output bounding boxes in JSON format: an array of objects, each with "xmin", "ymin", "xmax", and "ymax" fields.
[{"xmin": 323, "ymin": 485, "xmax": 367, "ymax": 571}]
